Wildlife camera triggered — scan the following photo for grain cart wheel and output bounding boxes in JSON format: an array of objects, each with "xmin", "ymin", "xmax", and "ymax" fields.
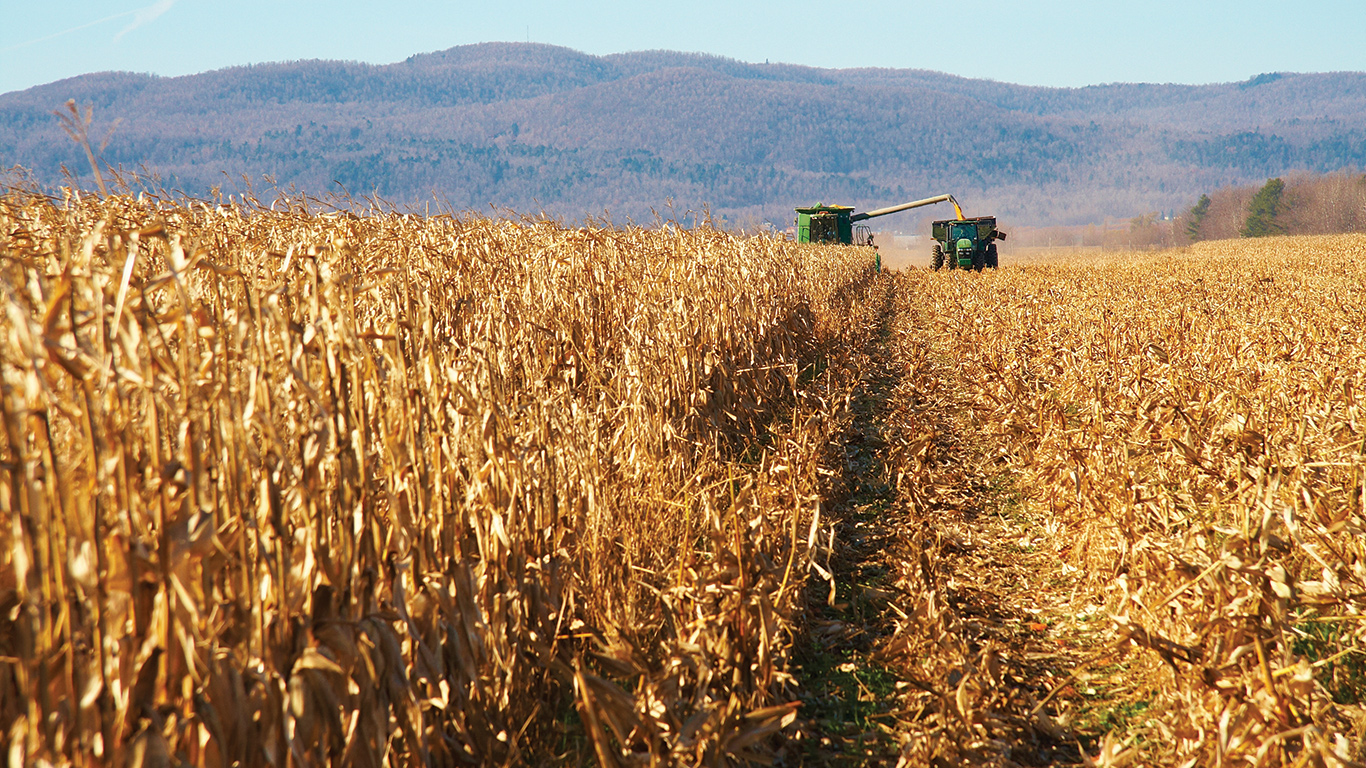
[
  {"xmin": 931, "ymin": 243, "xmax": 944, "ymax": 270},
  {"xmin": 986, "ymin": 243, "xmax": 999, "ymax": 269}
]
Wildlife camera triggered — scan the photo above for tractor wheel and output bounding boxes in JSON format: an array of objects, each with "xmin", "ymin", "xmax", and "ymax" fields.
[
  {"xmin": 986, "ymin": 243, "xmax": 999, "ymax": 269},
  {"xmin": 972, "ymin": 250, "xmax": 985, "ymax": 271},
  {"xmin": 931, "ymin": 243, "xmax": 944, "ymax": 271}
]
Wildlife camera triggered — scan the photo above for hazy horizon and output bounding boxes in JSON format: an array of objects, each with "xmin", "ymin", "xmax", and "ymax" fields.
[
  {"xmin": 5, "ymin": 42, "xmax": 1360, "ymax": 99},
  {"xmin": 4, "ymin": 0, "xmax": 1365, "ymax": 95}
]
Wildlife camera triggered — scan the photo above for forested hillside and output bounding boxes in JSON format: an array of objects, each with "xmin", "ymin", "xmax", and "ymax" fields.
[{"xmin": 2, "ymin": 43, "xmax": 1364, "ymax": 226}]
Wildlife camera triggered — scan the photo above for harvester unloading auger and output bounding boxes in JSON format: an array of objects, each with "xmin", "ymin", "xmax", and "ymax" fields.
[{"xmin": 795, "ymin": 194, "xmax": 1005, "ymax": 271}]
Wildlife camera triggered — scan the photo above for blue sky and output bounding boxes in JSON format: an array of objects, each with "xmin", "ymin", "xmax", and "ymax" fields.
[{"xmin": 3, "ymin": 0, "xmax": 1364, "ymax": 95}]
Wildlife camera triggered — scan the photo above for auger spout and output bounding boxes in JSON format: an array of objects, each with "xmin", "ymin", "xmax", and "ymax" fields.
[{"xmin": 850, "ymin": 194, "xmax": 963, "ymax": 222}]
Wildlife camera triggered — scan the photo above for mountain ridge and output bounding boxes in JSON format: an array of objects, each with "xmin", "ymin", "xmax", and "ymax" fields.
[{"xmin": 3, "ymin": 42, "xmax": 1364, "ymax": 227}]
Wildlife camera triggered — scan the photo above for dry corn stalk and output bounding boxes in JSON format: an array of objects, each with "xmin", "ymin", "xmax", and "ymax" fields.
[
  {"xmin": 0, "ymin": 189, "xmax": 881, "ymax": 766},
  {"xmin": 886, "ymin": 238, "xmax": 1366, "ymax": 766}
]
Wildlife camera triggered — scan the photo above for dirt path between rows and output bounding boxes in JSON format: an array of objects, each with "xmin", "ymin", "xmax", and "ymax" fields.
[{"xmin": 786, "ymin": 272, "xmax": 1133, "ymax": 767}]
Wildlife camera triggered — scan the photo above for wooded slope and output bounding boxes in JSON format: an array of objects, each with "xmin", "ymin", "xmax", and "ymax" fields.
[{"xmin": 3, "ymin": 43, "xmax": 1364, "ymax": 226}]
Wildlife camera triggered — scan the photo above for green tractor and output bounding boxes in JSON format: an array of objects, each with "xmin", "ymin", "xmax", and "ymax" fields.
[{"xmin": 931, "ymin": 216, "xmax": 1005, "ymax": 271}]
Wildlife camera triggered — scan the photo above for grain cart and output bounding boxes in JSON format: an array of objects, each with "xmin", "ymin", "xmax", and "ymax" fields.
[
  {"xmin": 930, "ymin": 216, "xmax": 1006, "ymax": 271},
  {"xmin": 795, "ymin": 194, "xmax": 964, "ymax": 245}
]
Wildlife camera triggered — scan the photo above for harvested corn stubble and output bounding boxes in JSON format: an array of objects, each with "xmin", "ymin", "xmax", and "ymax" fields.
[{"xmin": 887, "ymin": 238, "xmax": 1366, "ymax": 766}]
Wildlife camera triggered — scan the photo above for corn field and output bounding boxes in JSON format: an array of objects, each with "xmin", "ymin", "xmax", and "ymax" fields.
[
  {"xmin": 882, "ymin": 236, "xmax": 1366, "ymax": 766},
  {"xmin": 2, "ymin": 188, "xmax": 1365, "ymax": 767},
  {"xmin": 0, "ymin": 190, "xmax": 884, "ymax": 766}
]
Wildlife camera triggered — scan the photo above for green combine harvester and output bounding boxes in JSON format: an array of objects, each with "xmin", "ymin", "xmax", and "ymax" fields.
[{"xmin": 795, "ymin": 194, "xmax": 1005, "ymax": 271}]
